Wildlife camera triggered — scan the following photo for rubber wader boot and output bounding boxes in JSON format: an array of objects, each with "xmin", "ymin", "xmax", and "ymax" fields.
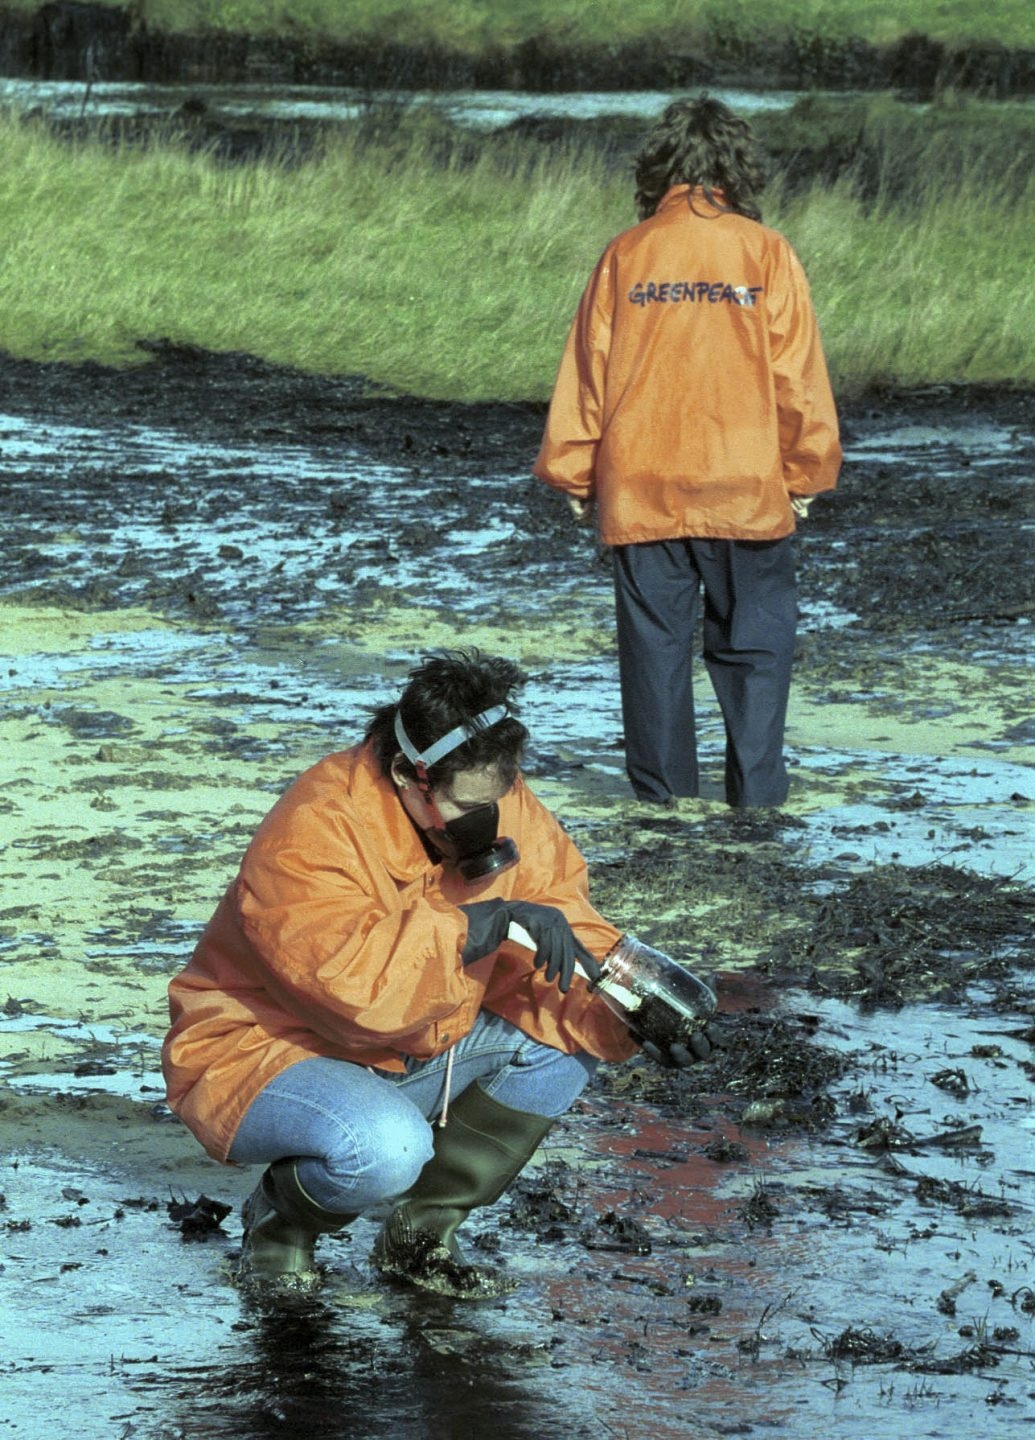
[
  {"xmin": 374, "ymin": 1081, "xmax": 554, "ymax": 1299},
  {"xmin": 240, "ymin": 1158, "xmax": 353, "ymax": 1289}
]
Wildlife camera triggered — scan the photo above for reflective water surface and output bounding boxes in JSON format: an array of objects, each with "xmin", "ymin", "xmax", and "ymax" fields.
[{"xmin": 0, "ymin": 78, "xmax": 837, "ymax": 129}]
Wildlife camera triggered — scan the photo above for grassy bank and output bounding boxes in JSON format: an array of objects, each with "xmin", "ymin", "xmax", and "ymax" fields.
[
  {"xmin": 1, "ymin": 100, "xmax": 1033, "ymax": 400},
  {"xmin": 5, "ymin": 0, "xmax": 1033, "ymax": 48}
]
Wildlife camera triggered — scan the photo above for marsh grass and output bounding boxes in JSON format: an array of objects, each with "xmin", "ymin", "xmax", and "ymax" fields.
[
  {"xmin": 795, "ymin": 175, "xmax": 1035, "ymax": 389},
  {"xmin": 763, "ymin": 96, "xmax": 1035, "ymax": 390},
  {"xmin": 0, "ymin": 111, "xmax": 625, "ymax": 397},
  {"xmin": 1, "ymin": 100, "xmax": 1033, "ymax": 399},
  {"xmin": 4, "ymin": 0, "xmax": 1031, "ymax": 47}
]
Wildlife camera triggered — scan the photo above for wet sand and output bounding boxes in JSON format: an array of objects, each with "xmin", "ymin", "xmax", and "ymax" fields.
[{"xmin": 0, "ymin": 348, "xmax": 1032, "ymax": 1436}]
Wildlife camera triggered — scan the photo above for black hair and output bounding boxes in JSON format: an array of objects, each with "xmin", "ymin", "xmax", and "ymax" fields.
[
  {"xmin": 365, "ymin": 648, "xmax": 529, "ymax": 790},
  {"xmin": 633, "ymin": 95, "xmax": 766, "ymax": 223}
]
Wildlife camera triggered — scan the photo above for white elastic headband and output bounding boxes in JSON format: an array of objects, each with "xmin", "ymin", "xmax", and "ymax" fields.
[{"xmin": 394, "ymin": 705, "xmax": 506, "ymax": 771}]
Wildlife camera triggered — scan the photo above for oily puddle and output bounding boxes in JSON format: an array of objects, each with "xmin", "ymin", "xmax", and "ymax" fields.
[
  {"xmin": 0, "ymin": 410, "xmax": 542, "ymax": 628},
  {"xmin": 3, "ymin": 406, "xmax": 1030, "ymax": 646},
  {"xmin": 788, "ymin": 749, "xmax": 1033, "ymax": 882},
  {"xmin": 845, "ymin": 421, "xmax": 1031, "ymax": 474},
  {"xmin": 2, "ymin": 987, "xmax": 1032, "ymax": 1438},
  {"xmin": 0, "ymin": 77, "xmax": 832, "ymax": 130}
]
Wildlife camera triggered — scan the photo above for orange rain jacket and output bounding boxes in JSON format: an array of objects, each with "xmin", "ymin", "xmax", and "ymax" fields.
[
  {"xmin": 162, "ymin": 743, "xmax": 636, "ymax": 1161},
  {"xmin": 534, "ymin": 185, "xmax": 841, "ymax": 545}
]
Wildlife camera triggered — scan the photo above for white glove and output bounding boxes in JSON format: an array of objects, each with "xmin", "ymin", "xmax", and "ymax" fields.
[
  {"xmin": 790, "ymin": 495, "xmax": 813, "ymax": 519},
  {"xmin": 568, "ymin": 496, "xmax": 594, "ymax": 523}
]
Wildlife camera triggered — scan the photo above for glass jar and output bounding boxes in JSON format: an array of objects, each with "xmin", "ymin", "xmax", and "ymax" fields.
[{"xmin": 593, "ymin": 934, "xmax": 716, "ymax": 1048}]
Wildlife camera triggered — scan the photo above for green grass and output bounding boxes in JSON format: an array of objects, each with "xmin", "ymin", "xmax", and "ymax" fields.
[
  {"xmin": 779, "ymin": 180, "xmax": 1035, "ymax": 390},
  {"xmin": 763, "ymin": 96, "xmax": 1035, "ymax": 389},
  {"xmin": 0, "ymin": 113, "xmax": 622, "ymax": 398},
  {"xmin": 4, "ymin": 0, "xmax": 1033, "ymax": 47},
  {"xmin": 1, "ymin": 101, "xmax": 1033, "ymax": 399}
]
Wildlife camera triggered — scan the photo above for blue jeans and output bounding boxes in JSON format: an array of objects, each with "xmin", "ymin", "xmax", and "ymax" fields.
[{"xmin": 227, "ymin": 1011, "xmax": 597, "ymax": 1214}]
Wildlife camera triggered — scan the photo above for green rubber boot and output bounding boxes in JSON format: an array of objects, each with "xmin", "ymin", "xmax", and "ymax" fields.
[
  {"xmin": 240, "ymin": 1158, "xmax": 353, "ymax": 1291},
  {"xmin": 374, "ymin": 1082, "xmax": 554, "ymax": 1300}
]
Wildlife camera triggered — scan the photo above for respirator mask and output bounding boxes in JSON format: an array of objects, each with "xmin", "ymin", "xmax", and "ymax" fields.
[{"xmin": 394, "ymin": 706, "xmax": 520, "ymax": 883}]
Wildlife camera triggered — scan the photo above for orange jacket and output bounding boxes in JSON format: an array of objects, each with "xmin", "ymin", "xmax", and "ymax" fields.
[
  {"xmin": 534, "ymin": 185, "xmax": 841, "ymax": 545},
  {"xmin": 162, "ymin": 743, "xmax": 636, "ymax": 1161}
]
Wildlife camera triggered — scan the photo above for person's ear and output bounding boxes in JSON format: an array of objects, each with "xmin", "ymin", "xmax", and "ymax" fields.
[{"xmin": 389, "ymin": 753, "xmax": 410, "ymax": 789}]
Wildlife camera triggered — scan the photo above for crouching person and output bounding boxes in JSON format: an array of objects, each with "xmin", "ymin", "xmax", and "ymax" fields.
[{"xmin": 162, "ymin": 648, "xmax": 707, "ymax": 1300}]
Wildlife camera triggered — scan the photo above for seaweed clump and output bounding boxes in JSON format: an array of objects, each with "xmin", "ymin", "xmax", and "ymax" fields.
[
  {"xmin": 796, "ymin": 864, "xmax": 1034, "ymax": 1005},
  {"xmin": 707, "ymin": 1013, "xmax": 849, "ymax": 1131},
  {"xmin": 599, "ymin": 1011, "xmax": 849, "ymax": 1134}
]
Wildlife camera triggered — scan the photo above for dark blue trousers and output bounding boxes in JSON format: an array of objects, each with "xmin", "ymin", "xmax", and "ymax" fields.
[{"xmin": 612, "ymin": 537, "xmax": 797, "ymax": 807}]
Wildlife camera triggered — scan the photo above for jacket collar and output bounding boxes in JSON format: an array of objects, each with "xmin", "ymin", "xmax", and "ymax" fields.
[
  {"xmin": 658, "ymin": 183, "xmax": 728, "ymax": 215},
  {"xmin": 347, "ymin": 742, "xmax": 438, "ymax": 883}
]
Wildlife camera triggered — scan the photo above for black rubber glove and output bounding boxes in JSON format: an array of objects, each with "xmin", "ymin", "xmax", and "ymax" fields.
[
  {"xmin": 458, "ymin": 900, "xmax": 511, "ymax": 966},
  {"xmin": 638, "ymin": 1022, "xmax": 722, "ymax": 1069},
  {"xmin": 458, "ymin": 900, "xmax": 602, "ymax": 993},
  {"xmin": 504, "ymin": 901, "xmax": 602, "ymax": 993}
]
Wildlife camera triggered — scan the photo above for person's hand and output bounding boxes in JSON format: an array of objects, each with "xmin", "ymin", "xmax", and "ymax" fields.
[
  {"xmin": 458, "ymin": 900, "xmax": 510, "ymax": 966},
  {"xmin": 459, "ymin": 901, "xmax": 602, "ymax": 992},
  {"xmin": 638, "ymin": 1022, "xmax": 722, "ymax": 1068},
  {"xmin": 790, "ymin": 495, "xmax": 813, "ymax": 519},
  {"xmin": 504, "ymin": 901, "xmax": 602, "ymax": 993},
  {"xmin": 568, "ymin": 496, "xmax": 594, "ymax": 524}
]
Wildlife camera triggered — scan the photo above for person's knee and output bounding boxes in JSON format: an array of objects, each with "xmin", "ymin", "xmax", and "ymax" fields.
[
  {"xmin": 365, "ymin": 1144, "xmax": 430, "ymax": 1201},
  {"xmin": 322, "ymin": 1105, "xmax": 435, "ymax": 1206},
  {"xmin": 560, "ymin": 1051, "xmax": 598, "ymax": 1105}
]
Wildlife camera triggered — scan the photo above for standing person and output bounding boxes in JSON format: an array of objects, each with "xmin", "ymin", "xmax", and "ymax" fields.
[
  {"xmin": 162, "ymin": 649, "xmax": 712, "ymax": 1301},
  {"xmin": 534, "ymin": 96, "xmax": 841, "ymax": 809}
]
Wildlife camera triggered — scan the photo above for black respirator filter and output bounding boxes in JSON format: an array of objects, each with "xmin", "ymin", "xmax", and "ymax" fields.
[{"xmin": 425, "ymin": 803, "xmax": 520, "ymax": 882}]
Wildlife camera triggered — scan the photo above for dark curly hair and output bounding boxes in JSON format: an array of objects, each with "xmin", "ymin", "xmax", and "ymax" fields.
[
  {"xmin": 633, "ymin": 95, "xmax": 766, "ymax": 223},
  {"xmin": 365, "ymin": 648, "xmax": 528, "ymax": 789}
]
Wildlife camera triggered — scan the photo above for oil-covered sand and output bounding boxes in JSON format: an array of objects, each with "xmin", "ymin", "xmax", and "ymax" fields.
[{"xmin": 0, "ymin": 346, "xmax": 1032, "ymax": 1437}]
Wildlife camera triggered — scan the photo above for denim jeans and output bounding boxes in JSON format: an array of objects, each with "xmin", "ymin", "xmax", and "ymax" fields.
[{"xmin": 227, "ymin": 1010, "xmax": 597, "ymax": 1214}]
